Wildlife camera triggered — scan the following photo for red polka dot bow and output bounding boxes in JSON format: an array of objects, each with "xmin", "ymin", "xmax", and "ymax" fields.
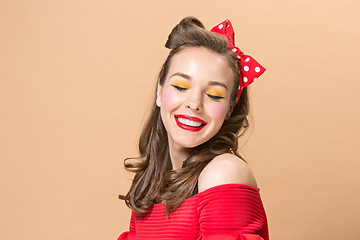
[{"xmin": 211, "ymin": 19, "xmax": 266, "ymax": 100}]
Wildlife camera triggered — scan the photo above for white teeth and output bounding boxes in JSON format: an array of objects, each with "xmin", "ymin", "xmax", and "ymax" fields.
[{"xmin": 177, "ymin": 117, "xmax": 203, "ymax": 127}]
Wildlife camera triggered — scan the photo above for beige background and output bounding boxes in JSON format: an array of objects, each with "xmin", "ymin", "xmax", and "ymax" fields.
[{"xmin": 1, "ymin": 0, "xmax": 360, "ymax": 239}]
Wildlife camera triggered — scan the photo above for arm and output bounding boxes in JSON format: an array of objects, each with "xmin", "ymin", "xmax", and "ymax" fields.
[{"xmin": 197, "ymin": 154, "xmax": 269, "ymax": 240}]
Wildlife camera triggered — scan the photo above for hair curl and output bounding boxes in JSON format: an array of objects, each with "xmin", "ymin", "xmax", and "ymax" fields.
[{"xmin": 119, "ymin": 17, "xmax": 250, "ymax": 216}]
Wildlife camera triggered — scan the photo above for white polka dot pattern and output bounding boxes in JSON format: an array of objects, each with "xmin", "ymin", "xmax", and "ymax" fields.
[{"xmin": 210, "ymin": 19, "xmax": 266, "ymax": 101}]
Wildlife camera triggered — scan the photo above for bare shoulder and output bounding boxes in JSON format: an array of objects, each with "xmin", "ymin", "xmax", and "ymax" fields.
[{"xmin": 198, "ymin": 153, "xmax": 258, "ymax": 193}]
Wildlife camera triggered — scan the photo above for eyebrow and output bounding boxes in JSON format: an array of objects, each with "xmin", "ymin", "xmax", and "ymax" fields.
[
  {"xmin": 169, "ymin": 72, "xmax": 192, "ymax": 80},
  {"xmin": 208, "ymin": 81, "xmax": 228, "ymax": 90},
  {"xmin": 169, "ymin": 72, "xmax": 228, "ymax": 90}
]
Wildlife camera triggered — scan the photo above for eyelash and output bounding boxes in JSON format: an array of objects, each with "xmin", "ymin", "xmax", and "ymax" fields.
[
  {"xmin": 172, "ymin": 84, "xmax": 224, "ymax": 101},
  {"xmin": 206, "ymin": 94, "xmax": 224, "ymax": 100},
  {"xmin": 171, "ymin": 84, "xmax": 188, "ymax": 91}
]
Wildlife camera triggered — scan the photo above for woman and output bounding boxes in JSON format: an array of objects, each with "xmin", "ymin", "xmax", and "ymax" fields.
[{"xmin": 118, "ymin": 17, "xmax": 269, "ymax": 240}]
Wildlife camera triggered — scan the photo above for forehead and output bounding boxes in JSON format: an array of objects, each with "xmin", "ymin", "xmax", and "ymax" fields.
[{"xmin": 167, "ymin": 47, "xmax": 235, "ymax": 87}]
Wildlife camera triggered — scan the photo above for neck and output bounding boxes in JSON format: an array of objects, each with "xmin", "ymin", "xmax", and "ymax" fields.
[{"xmin": 168, "ymin": 141, "xmax": 191, "ymax": 170}]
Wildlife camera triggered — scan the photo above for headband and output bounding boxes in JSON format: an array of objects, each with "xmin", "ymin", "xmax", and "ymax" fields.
[{"xmin": 210, "ymin": 19, "xmax": 266, "ymax": 100}]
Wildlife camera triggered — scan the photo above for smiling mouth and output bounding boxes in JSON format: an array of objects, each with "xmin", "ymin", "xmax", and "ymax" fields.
[{"xmin": 174, "ymin": 114, "xmax": 207, "ymax": 132}]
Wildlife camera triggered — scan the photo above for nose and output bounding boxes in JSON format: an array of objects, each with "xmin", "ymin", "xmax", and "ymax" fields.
[
  {"xmin": 187, "ymin": 102, "xmax": 200, "ymax": 111},
  {"xmin": 185, "ymin": 92, "xmax": 202, "ymax": 111}
]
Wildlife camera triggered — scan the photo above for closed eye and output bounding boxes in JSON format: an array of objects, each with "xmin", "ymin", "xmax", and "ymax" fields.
[
  {"xmin": 171, "ymin": 84, "xmax": 188, "ymax": 91},
  {"xmin": 206, "ymin": 94, "xmax": 225, "ymax": 100}
]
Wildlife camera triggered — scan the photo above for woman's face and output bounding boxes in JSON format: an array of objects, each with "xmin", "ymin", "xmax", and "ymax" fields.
[{"xmin": 156, "ymin": 47, "xmax": 235, "ymax": 150}]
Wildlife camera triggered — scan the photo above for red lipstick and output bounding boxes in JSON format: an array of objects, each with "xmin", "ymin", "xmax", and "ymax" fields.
[{"xmin": 174, "ymin": 114, "xmax": 207, "ymax": 132}]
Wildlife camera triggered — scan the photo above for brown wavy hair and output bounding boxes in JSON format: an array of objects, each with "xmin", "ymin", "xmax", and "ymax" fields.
[{"xmin": 119, "ymin": 17, "xmax": 250, "ymax": 216}]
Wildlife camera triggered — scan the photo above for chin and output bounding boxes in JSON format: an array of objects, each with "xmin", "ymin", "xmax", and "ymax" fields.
[
  {"xmin": 182, "ymin": 143, "xmax": 202, "ymax": 149},
  {"xmin": 174, "ymin": 138, "xmax": 209, "ymax": 149}
]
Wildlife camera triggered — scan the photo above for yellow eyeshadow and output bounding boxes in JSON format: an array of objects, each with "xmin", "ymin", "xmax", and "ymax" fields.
[
  {"xmin": 206, "ymin": 88, "xmax": 226, "ymax": 98},
  {"xmin": 171, "ymin": 80, "xmax": 190, "ymax": 89}
]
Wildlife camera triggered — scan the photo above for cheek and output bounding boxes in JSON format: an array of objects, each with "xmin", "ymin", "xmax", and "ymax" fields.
[
  {"xmin": 160, "ymin": 87, "xmax": 181, "ymax": 111},
  {"xmin": 208, "ymin": 104, "xmax": 228, "ymax": 122}
]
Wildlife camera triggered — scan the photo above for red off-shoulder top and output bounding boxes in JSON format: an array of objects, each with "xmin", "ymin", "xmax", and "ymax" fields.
[{"xmin": 118, "ymin": 184, "xmax": 269, "ymax": 240}]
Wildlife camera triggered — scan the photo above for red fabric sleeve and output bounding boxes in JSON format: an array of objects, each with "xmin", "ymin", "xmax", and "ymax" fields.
[
  {"xmin": 198, "ymin": 233, "xmax": 264, "ymax": 240},
  {"xmin": 117, "ymin": 211, "xmax": 136, "ymax": 240},
  {"xmin": 197, "ymin": 184, "xmax": 269, "ymax": 240},
  {"xmin": 117, "ymin": 231, "xmax": 136, "ymax": 240}
]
